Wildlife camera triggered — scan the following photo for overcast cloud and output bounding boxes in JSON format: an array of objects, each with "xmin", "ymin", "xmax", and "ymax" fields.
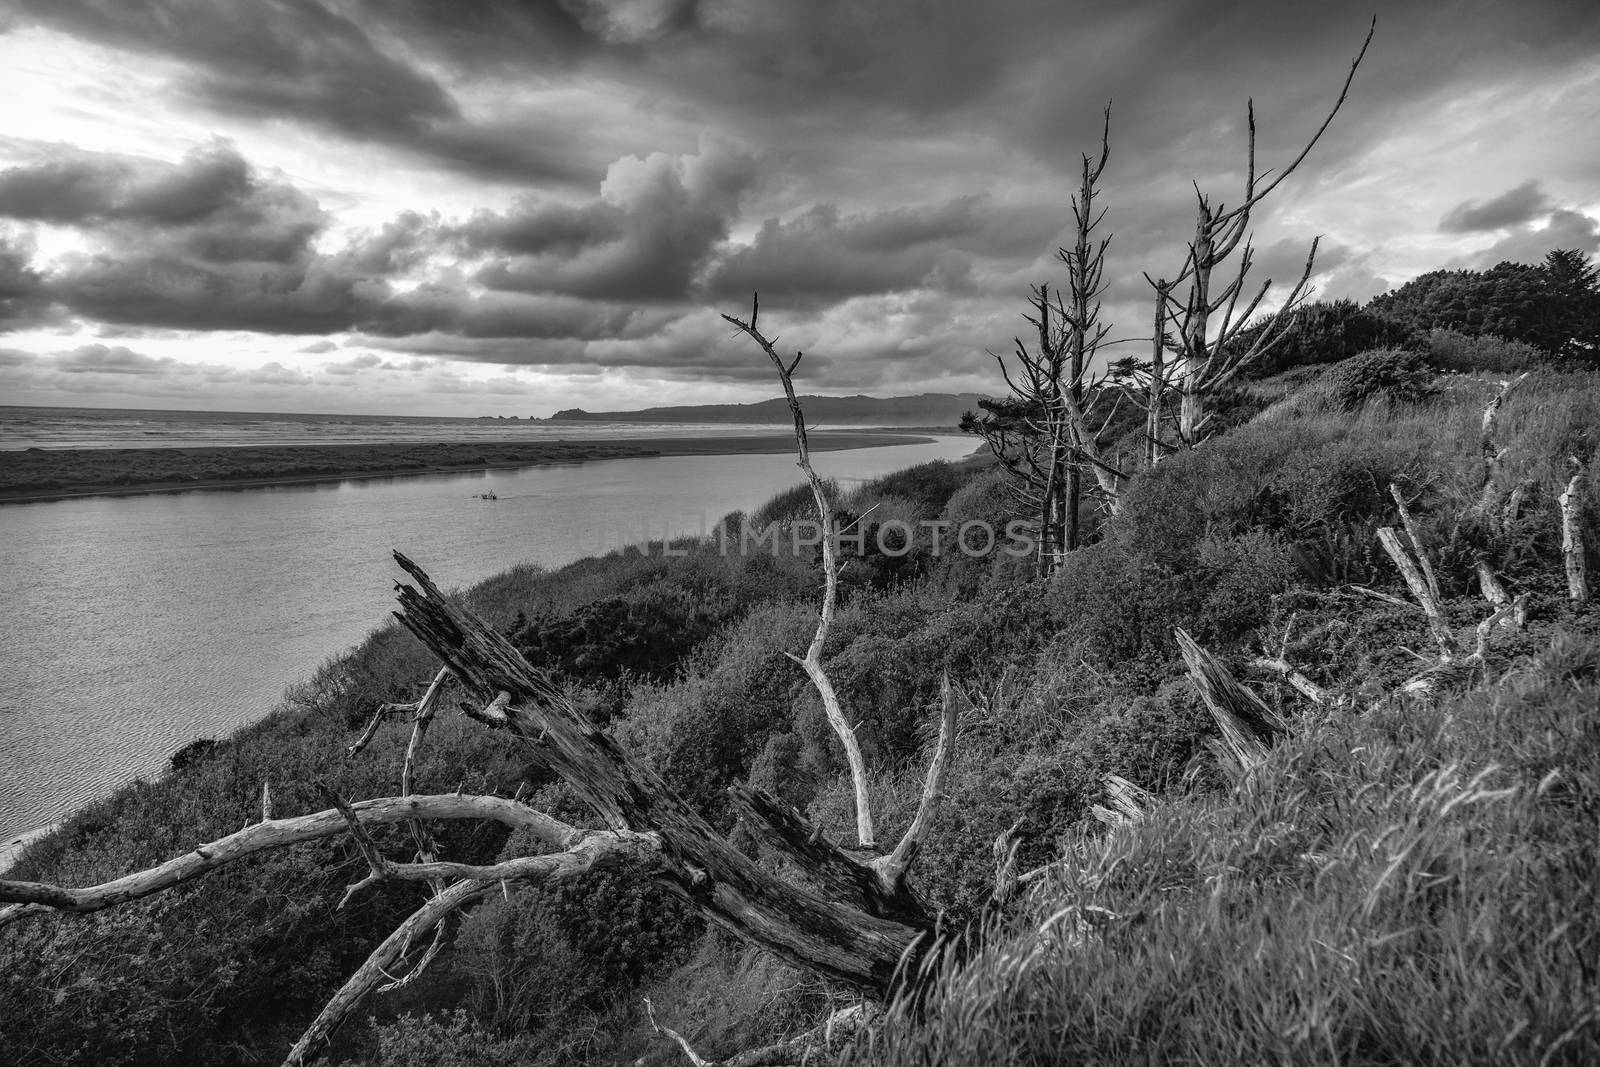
[{"xmin": 1, "ymin": 0, "xmax": 1598, "ymax": 415}]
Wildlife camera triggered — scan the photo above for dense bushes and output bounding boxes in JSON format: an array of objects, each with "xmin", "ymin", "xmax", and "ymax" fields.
[
  {"xmin": 1228, "ymin": 298, "xmax": 1411, "ymax": 378},
  {"xmin": 1368, "ymin": 251, "xmax": 1600, "ymax": 362},
  {"xmin": 1313, "ymin": 347, "xmax": 1439, "ymax": 409}
]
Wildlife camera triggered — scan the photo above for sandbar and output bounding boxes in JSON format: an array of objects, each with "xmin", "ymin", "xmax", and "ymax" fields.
[{"xmin": 0, "ymin": 431, "xmax": 936, "ymax": 504}]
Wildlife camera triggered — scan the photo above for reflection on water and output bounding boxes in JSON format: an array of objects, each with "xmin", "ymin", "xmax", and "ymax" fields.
[{"xmin": 0, "ymin": 437, "xmax": 974, "ymax": 840}]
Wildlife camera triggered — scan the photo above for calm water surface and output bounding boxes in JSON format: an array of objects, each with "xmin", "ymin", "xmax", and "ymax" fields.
[{"xmin": 0, "ymin": 437, "xmax": 974, "ymax": 842}]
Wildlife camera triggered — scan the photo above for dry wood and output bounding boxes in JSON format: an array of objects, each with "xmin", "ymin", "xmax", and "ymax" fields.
[
  {"xmin": 348, "ymin": 665, "xmax": 449, "ymax": 759},
  {"xmin": 1176, "ymin": 628, "xmax": 1284, "ymax": 779},
  {"xmin": 1389, "ymin": 484, "xmax": 1442, "ymax": 605},
  {"xmin": 1560, "ymin": 459, "xmax": 1590, "ymax": 604},
  {"xmin": 286, "ymin": 878, "xmax": 494, "ymax": 1065},
  {"xmin": 1146, "ymin": 278, "xmax": 1171, "ymax": 467},
  {"xmin": 1377, "ymin": 527, "xmax": 1456, "ymax": 660},
  {"xmin": 873, "ymin": 674, "xmax": 957, "ymax": 891},
  {"xmin": 1471, "ymin": 598, "xmax": 1525, "ymax": 663},
  {"xmin": 1163, "ymin": 18, "xmax": 1374, "ymax": 443},
  {"xmin": 1251, "ymin": 614, "xmax": 1330, "ymax": 704},
  {"xmin": 1348, "ymin": 583, "xmax": 1414, "ymax": 609},
  {"xmin": 1474, "ymin": 556, "xmax": 1524, "ymax": 629},
  {"xmin": 645, "ymin": 997, "xmax": 870, "ymax": 1067},
  {"xmin": 0, "ymin": 793, "xmax": 579, "ymax": 927},
  {"xmin": 392, "ymin": 552, "xmax": 934, "ymax": 993},
  {"xmin": 1473, "ymin": 372, "xmax": 1531, "ymax": 518},
  {"xmin": 1091, "ymin": 774, "xmax": 1152, "ymax": 827},
  {"xmin": 722, "ymin": 300, "xmax": 876, "ymax": 848},
  {"xmin": 1252, "ymin": 654, "xmax": 1329, "ymax": 705}
]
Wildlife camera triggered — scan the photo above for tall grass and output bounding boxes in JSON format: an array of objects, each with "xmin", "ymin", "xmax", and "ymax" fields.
[{"xmin": 853, "ymin": 631, "xmax": 1600, "ymax": 1066}]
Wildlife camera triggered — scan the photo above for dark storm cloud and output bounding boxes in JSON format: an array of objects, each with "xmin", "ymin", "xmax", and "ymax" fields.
[
  {"xmin": 342, "ymin": 0, "xmax": 597, "ymax": 68},
  {"xmin": 16, "ymin": 0, "xmax": 453, "ymax": 132},
  {"xmin": 1467, "ymin": 207, "xmax": 1600, "ymax": 268},
  {"xmin": 38, "ymin": 247, "xmax": 691, "ymax": 343},
  {"xmin": 704, "ymin": 201, "xmax": 980, "ymax": 307},
  {"xmin": 55, "ymin": 343, "xmax": 177, "ymax": 374},
  {"xmin": 0, "ymin": 140, "xmax": 744, "ymax": 350},
  {"xmin": 0, "ymin": 231, "xmax": 52, "ymax": 328},
  {"xmin": 469, "ymin": 140, "xmax": 758, "ymax": 302},
  {"xmin": 457, "ymin": 200, "xmax": 623, "ymax": 256},
  {"xmin": 1440, "ymin": 181, "xmax": 1555, "ymax": 233},
  {"xmin": 0, "ymin": 142, "xmax": 261, "ymax": 226},
  {"xmin": 362, "ymin": 287, "xmax": 680, "ymax": 340},
  {"xmin": 0, "ymin": 143, "xmax": 326, "ymax": 264},
  {"xmin": 11, "ymin": 0, "xmax": 604, "ymax": 186}
]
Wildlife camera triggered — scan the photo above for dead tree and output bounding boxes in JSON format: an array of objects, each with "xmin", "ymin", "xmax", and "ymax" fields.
[
  {"xmin": 722, "ymin": 295, "xmax": 879, "ymax": 850},
  {"xmin": 1158, "ymin": 18, "xmax": 1374, "ymax": 446},
  {"xmin": 966, "ymin": 108, "xmax": 1126, "ymax": 572},
  {"xmin": 0, "ymin": 326, "xmax": 961, "ymax": 1065}
]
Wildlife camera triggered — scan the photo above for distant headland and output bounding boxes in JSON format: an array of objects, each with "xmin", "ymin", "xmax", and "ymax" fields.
[{"xmin": 546, "ymin": 392, "xmax": 982, "ymax": 425}]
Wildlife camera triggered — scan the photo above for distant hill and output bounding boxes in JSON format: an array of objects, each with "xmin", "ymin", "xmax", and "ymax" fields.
[{"xmin": 548, "ymin": 393, "xmax": 983, "ymax": 427}]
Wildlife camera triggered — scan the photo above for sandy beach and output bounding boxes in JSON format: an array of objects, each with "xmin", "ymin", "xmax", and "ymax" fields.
[{"xmin": 0, "ymin": 430, "xmax": 935, "ymax": 504}]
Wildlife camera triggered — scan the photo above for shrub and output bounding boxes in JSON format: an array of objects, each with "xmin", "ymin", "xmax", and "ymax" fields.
[
  {"xmin": 1313, "ymin": 347, "xmax": 1439, "ymax": 410},
  {"xmin": 1229, "ymin": 299, "xmax": 1414, "ymax": 378},
  {"xmin": 1424, "ymin": 329, "xmax": 1553, "ymax": 375},
  {"xmin": 341, "ymin": 1010, "xmax": 536, "ymax": 1067},
  {"xmin": 848, "ymin": 459, "xmax": 972, "ymax": 516},
  {"xmin": 452, "ymin": 853, "xmax": 699, "ymax": 1037}
]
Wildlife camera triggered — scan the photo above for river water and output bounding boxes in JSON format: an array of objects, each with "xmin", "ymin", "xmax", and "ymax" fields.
[{"xmin": 0, "ymin": 436, "xmax": 974, "ymax": 843}]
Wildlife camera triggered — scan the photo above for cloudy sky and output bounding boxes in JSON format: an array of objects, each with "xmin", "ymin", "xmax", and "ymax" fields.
[{"xmin": 1, "ymin": 0, "xmax": 1597, "ymax": 416}]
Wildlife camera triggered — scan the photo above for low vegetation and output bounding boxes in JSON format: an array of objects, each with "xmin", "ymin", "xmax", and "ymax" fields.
[{"xmin": 2, "ymin": 292, "xmax": 1598, "ymax": 1065}]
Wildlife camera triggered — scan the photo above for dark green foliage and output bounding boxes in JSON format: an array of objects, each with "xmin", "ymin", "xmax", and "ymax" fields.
[
  {"xmin": 1313, "ymin": 347, "xmax": 1439, "ymax": 409},
  {"xmin": 1367, "ymin": 251, "xmax": 1600, "ymax": 363},
  {"xmin": 168, "ymin": 736, "xmax": 218, "ymax": 771},
  {"xmin": 452, "ymin": 853, "xmax": 699, "ymax": 1037},
  {"xmin": 750, "ymin": 478, "xmax": 838, "ymax": 527},
  {"xmin": 338, "ymin": 1011, "xmax": 539, "ymax": 1067},
  {"xmin": 1229, "ymin": 298, "xmax": 1412, "ymax": 378},
  {"xmin": 511, "ymin": 583, "xmax": 729, "ymax": 685},
  {"xmin": 1424, "ymin": 329, "xmax": 1553, "ymax": 375},
  {"xmin": 850, "ymin": 458, "xmax": 973, "ymax": 515}
]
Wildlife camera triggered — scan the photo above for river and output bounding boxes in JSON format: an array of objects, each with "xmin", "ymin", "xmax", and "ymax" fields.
[{"xmin": 0, "ymin": 435, "xmax": 975, "ymax": 843}]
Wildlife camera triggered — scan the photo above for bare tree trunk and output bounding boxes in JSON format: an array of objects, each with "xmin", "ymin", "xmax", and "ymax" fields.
[
  {"xmin": 1177, "ymin": 201, "xmax": 1217, "ymax": 445},
  {"xmin": 1146, "ymin": 278, "xmax": 1170, "ymax": 467},
  {"xmin": 722, "ymin": 301, "xmax": 878, "ymax": 847},
  {"xmin": 1561, "ymin": 459, "xmax": 1590, "ymax": 605}
]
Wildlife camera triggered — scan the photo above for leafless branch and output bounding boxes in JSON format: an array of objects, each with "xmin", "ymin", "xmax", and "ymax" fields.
[{"xmin": 723, "ymin": 302, "xmax": 875, "ymax": 849}]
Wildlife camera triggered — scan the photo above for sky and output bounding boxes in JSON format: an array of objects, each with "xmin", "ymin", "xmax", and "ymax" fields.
[{"xmin": 0, "ymin": 0, "xmax": 1597, "ymax": 417}]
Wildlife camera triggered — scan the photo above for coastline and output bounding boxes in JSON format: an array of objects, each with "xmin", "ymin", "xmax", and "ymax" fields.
[
  {"xmin": 0, "ymin": 430, "xmax": 939, "ymax": 505},
  {"xmin": 0, "ymin": 825, "xmax": 55, "ymax": 876}
]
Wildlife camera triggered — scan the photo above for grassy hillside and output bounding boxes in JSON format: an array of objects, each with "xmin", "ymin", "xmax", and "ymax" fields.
[{"xmin": 1, "ymin": 341, "xmax": 1596, "ymax": 1066}]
